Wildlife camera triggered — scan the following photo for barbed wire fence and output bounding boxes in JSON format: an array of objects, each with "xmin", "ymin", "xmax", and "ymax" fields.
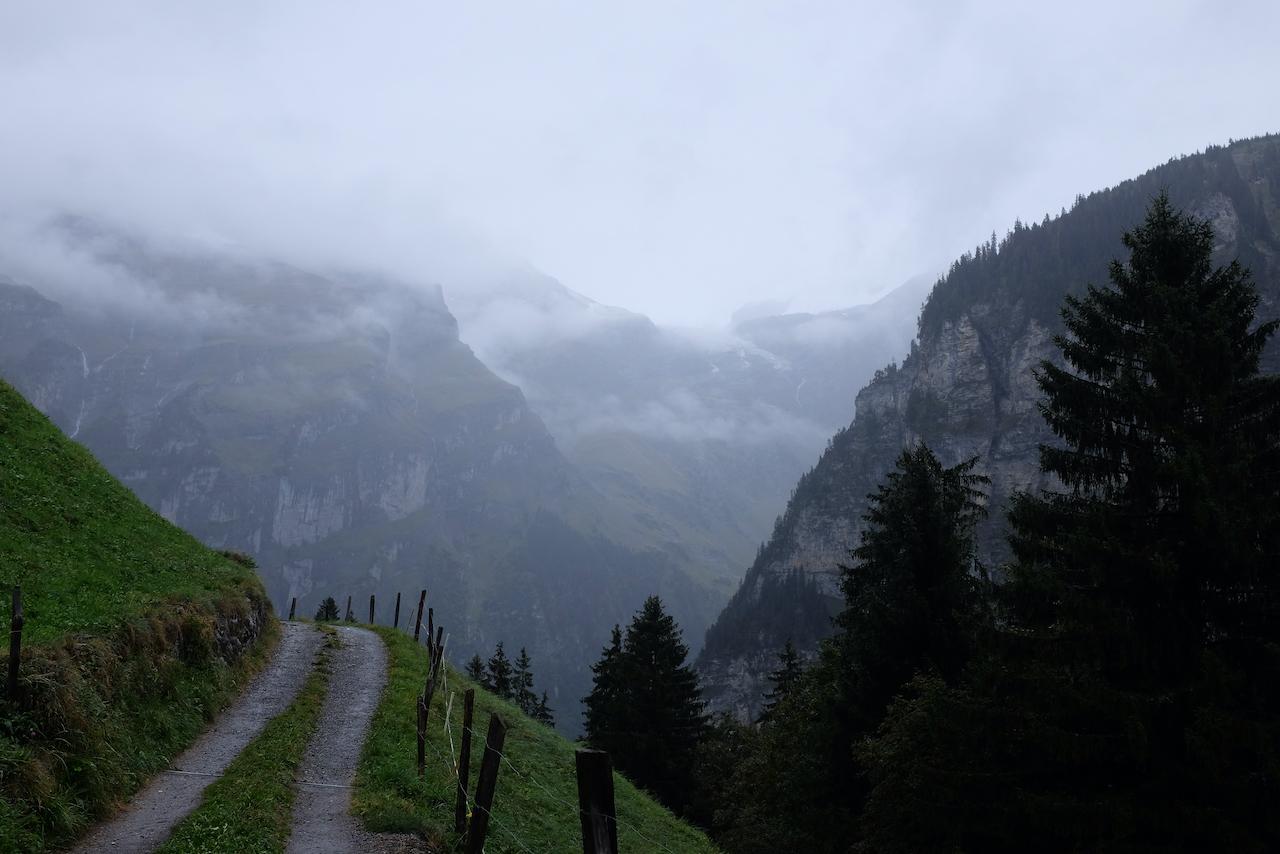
[{"xmin": 312, "ymin": 589, "xmax": 690, "ymax": 854}]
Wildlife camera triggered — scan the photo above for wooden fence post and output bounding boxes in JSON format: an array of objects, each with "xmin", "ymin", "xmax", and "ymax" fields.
[
  {"xmin": 393, "ymin": 592, "xmax": 401, "ymax": 629},
  {"xmin": 417, "ymin": 630, "xmax": 445, "ymax": 780},
  {"xmin": 465, "ymin": 714, "xmax": 507, "ymax": 854},
  {"xmin": 288, "ymin": 597, "xmax": 296, "ymax": 621},
  {"xmin": 345, "ymin": 595, "xmax": 352, "ymax": 621},
  {"xmin": 7, "ymin": 586, "xmax": 23, "ymax": 701},
  {"xmin": 427, "ymin": 607, "xmax": 434, "ymax": 653},
  {"xmin": 434, "ymin": 627, "xmax": 444, "ymax": 664},
  {"xmin": 455, "ymin": 688, "xmax": 476, "ymax": 834},
  {"xmin": 576, "ymin": 749, "xmax": 618, "ymax": 854},
  {"xmin": 413, "ymin": 590, "xmax": 426, "ymax": 642},
  {"xmin": 368, "ymin": 594, "xmax": 375, "ymax": 625}
]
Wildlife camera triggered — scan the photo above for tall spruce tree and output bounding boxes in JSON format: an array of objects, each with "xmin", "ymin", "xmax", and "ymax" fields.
[
  {"xmin": 513, "ymin": 647, "xmax": 537, "ymax": 714},
  {"xmin": 465, "ymin": 654, "xmax": 489, "ymax": 689},
  {"xmin": 704, "ymin": 445, "xmax": 990, "ymax": 853},
  {"xmin": 837, "ymin": 445, "xmax": 988, "ymax": 736},
  {"xmin": 758, "ymin": 639, "xmax": 803, "ymax": 722},
  {"xmin": 583, "ymin": 625, "xmax": 623, "ymax": 747},
  {"xmin": 533, "ymin": 691, "xmax": 555, "ymax": 727},
  {"xmin": 486, "ymin": 641, "xmax": 513, "ymax": 700},
  {"xmin": 999, "ymin": 192, "xmax": 1280, "ymax": 849},
  {"xmin": 583, "ymin": 598, "xmax": 706, "ymax": 813},
  {"xmin": 856, "ymin": 195, "xmax": 1280, "ymax": 853}
]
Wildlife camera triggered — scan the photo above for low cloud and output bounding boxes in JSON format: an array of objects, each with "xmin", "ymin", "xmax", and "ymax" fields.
[
  {"xmin": 535, "ymin": 386, "xmax": 830, "ymax": 451},
  {"xmin": 3, "ymin": 3, "xmax": 1275, "ymax": 327}
]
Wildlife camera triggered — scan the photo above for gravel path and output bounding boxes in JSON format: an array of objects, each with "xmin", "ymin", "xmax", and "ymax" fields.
[
  {"xmin": 70, "ymin": 622, "xmax": 324, "ymax": 854},
  {"xmin": 286, "ymin": 624, "xmax": 414, "ymax": 853}
]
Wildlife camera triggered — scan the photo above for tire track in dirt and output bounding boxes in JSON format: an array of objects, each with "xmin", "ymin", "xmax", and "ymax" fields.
[{"xmin": 285, "ymin": 624, "xmax": 417, "ymax": 853}]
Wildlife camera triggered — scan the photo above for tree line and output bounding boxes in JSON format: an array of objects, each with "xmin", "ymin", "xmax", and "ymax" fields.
[{"xmin": 467, "ymin": 642, "xmax": 555, "ymax": 726}]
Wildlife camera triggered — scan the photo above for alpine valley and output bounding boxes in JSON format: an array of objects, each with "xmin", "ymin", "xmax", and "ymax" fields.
[{"xmin": 0, "ymin": 216, "xmax": 923, "ymax": 727}]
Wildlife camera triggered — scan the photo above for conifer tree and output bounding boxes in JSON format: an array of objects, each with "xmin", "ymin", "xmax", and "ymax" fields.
[
  {"xmin": 583, "ymin": 598, "xmax": 706, "ymax": 812},
  {"xmin": 582, "ymin": 625, "xmax": 623, "ymax": 746},
  {"xmin": 837, "ymin": 445, "xmax": 988, "ymax": 737},
  {"xmin": 758, "ymin": 639, "xmax": 803, "ymax": 722},
  {"xmin": 857, "ymin": 195, "xmax": 1280, "ymax": 853},
  {"xmin": 707, "ymin": 445, "xmax": 990, "ymax": 853},
  {"xmin": 998, "ymin": 192, "xmax": 1280, "ymax": 848},
  {"xmin": 534, "ymin": 691, "xmax": 555, "ymax": 727},
  {"xmin": 486, "ymin": 641, "xmax": 513, "ymax": 700},
  {"xmin": 314, "ymin": 596, "xmax": 339, "ymax": 621},
  {"xmin": 513, "ymin": 647, "xmax": 537, "ymax": 714},
  {"xmin": 465, "ymin": 654, "xmax": 489, "ymax": 689}
]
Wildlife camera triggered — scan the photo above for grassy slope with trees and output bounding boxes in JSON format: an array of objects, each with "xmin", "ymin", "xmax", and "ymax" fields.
[
  {"xmin": 0, "ymin": 378, "xmax": 273, "ymax": 852},
  {"xmin": 355, "ymin": 627, "xmax": 718, "ymax": 853}
]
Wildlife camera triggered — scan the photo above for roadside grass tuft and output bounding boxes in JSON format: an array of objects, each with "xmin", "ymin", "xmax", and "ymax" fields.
[
  {"xmin": 158, "ymin": 628, "xmax": 337, "ymax": 854},
  {"xmin": 354, "ymin": 627, "xmax": 719, "ymax": 853}
]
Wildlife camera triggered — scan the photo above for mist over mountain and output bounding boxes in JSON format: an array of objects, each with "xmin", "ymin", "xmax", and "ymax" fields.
[
  {"xmin": 0, "ymin": 218, "xmax": 710, "ymax": 729},
  {"xmin": 0, "ymin": 212, "xmax": 927, "ymax": 733},
  {"xmin": 450, "ymin": 271, "xmax": 926, "ymax": 598}
]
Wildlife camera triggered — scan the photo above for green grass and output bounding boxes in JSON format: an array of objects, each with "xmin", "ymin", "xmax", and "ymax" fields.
[
  {"xmin": 0, "ymin": 379, "xmax": 259, "ymax": 643},
  {"xmin": 354, "ymin": 628, "xmax": 719, "ymax": 853},
  {"xmin": 158, "ymin": 628, "xmax": 336, "ymax": 854},
  {"xmin": 0, "ymin": 379, "xmax": 273, "ymax": 851}
]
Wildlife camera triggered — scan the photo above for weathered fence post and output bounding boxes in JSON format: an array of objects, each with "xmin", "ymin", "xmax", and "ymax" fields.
[
  {"xmin": 427, "ymin": 607, "xmax": 434, "ymax": 653},
  {"xmin": 393, "ymin": 592, "xmax": 401, "ymax": 629},
  {"xmin": 288, "ymin": 597, "xmax": 296, "ymax": 621},
  {"xmin": 465, "ymin": 714, "xmax": 507, "ymax": 854},
  {"xmin": 434, "ymin": 627, "xmax": 444, "ymax": 664},
  {"xmin": 368, "ymin": 594, "xmax": 375, "ymax": 625},
  {"xmin": 413, "ymin": 590, "xmax": 426, "ymax": 642},
  {"xmin": 7, "ymin": 586, "xmax": 23, "ymax": 701},
  {"xmin": 417, "ymin": 626, "xmax": 445, "ymax": 780},
  {"xmin": 455, "ymin": 688, "xmax": 476, "ymax": 834},
  {"xmin": 344, "ymin": 595, "xmax": 353, "ymax": 621},
  {"xmin": 576, "ymin": 749, "xmax": 618, "ymax": 854}
]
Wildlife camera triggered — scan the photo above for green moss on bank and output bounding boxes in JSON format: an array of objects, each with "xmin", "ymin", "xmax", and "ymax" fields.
[{"xmin": 354, "ymin": 628, "xmax": 719, "ymax": 853}]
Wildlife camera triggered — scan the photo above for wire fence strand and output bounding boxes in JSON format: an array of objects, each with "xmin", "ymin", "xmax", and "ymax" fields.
[{"xmin": 420, "ymin": 639, "xmax": 688, "ymax": 854}]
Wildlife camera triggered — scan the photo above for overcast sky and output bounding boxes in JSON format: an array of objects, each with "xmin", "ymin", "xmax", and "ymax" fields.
[{"xmin": 1, "ymin": 1, "xmax": 1277, "ymax": 326}]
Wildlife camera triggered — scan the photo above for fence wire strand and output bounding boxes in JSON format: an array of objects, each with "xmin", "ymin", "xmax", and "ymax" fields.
[{"xmin": 422, "ymin": 638, "xmax": 685, "ymax": 854}]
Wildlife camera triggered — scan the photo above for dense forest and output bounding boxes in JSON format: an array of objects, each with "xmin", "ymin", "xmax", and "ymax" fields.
[{"xmin": 592, "ymin": 196, "xmax": 1280, "ymax": 851}]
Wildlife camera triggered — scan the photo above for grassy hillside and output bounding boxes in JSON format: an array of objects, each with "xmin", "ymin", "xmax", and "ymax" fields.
[
  {"xmin": 0, "ymin": 379, "xmax": 258, "ymax": 643},
  {"xmin": 355, "ymin": 628, "xmax": 719, "ymax": 853},
  {"xmin": 0, "ymin": 378, "xmax": 271, "ymax": 852}
]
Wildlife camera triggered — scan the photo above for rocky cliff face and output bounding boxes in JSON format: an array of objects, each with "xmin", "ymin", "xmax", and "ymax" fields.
[{"xmin": 697, "ymin": 135, "xmax": 1280, "ymax": 721}]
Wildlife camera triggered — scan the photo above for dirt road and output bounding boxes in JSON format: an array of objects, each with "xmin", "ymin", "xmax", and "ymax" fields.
[{"xmin": 70, "ymin": 622, "xmax": 324, "ymax": 853}]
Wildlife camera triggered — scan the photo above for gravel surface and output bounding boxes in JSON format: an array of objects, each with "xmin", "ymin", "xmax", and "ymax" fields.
[
  {"xmin": 69, "ymin": 622, "xmax": 324, "ymax": 854},
  {"xmin": 286, "ymin": 625, "xmax": 425, "ymax": 853}
]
